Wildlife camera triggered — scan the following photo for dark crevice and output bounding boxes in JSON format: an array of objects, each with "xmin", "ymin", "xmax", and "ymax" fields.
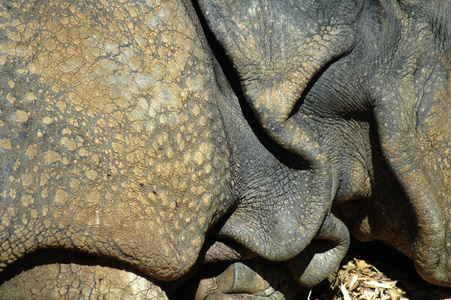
[
  {"xmin": 190, "ymin": 0, "xmax": 308, "ymax": 171},
  {"xmin": 335, "ymin": 115, "xmax": 418, "ymax": 249},
  {"xmin": 287, "ymin": 53, "xmax": 345, "ymax": 120}
]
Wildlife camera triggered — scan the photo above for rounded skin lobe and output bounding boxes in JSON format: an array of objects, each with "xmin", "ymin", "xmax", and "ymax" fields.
[
  {"xmin": 198, "ymin": 0, "xmax": 451, "ymax": 288},
  {"xmin": 197, "ymin": 0, "xmax": 357, "ymax": 276},
  {"xmin": 0, "ymin": 0, "xmax": 232, "ymax": 281},
  {"xmin": 0, "ymin": 251, "xmax": 168, "ymax": 299}
]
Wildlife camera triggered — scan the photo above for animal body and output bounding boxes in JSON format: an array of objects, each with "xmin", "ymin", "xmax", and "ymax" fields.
[{"xmin": 0, "ymin": 0, "xmax": 450, "ymax": 298}]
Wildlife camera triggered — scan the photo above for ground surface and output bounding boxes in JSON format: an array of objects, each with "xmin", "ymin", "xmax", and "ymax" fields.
[{"xmin": 310, "ymin": 239, "xmax": 451, "ymax": 300}]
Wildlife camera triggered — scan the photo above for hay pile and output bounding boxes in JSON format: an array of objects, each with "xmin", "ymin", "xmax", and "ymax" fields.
[
  {"xmin": 310, "ymin": 240, "xmax": 451, "ymax": 300},
  {"xmin": 327, "ymin": 258, "xmax": 408, "ymax": 300}
]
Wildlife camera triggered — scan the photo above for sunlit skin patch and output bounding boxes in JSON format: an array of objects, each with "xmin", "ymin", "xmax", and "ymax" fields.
[{"xmin": 0, "ymin": 0, "xmax": 231, "ymax": 281}]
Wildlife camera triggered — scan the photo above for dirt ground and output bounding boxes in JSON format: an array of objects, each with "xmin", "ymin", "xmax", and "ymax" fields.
[{"xmin": 310, "ymin": 239, "xmax": 451, "ymax": 300}]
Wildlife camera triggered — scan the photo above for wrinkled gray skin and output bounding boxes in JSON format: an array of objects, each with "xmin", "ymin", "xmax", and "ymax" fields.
[
  {"xmin": 0, "ymin": 0, "xmax": 450, "ymax": 299},
  {"xmin": 0, "ymin": 0, "xmax": 338, "ymax": 298},
  {"xmin": 198, "ymin": 0, "xmax": 451, "ymax": 291}
]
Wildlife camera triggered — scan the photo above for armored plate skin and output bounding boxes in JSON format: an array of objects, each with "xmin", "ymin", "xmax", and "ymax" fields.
[
  {"xmin": 0, "ymin": 0, "xmax": 232, "ymax": 297},
  {"xmin": 0, "ymin": 0, "xmax": 450, "ymax": 299}
]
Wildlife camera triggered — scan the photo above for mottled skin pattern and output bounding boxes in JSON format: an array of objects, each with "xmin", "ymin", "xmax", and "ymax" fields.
[
  {"xmin": 3, "ymin": 266, "xmax": 165, "ymax": 300},
  {"xmin": 0, "ymin": 250, "xmax": 169, "ymax": 299},
  {"xmin": 0, "ymin": 0, "xmax": 450, "ymax": 299},
  {"xmin": 0, "ymin": 0, "xmax": 234, "ymax": 297},
  {"xmin": 198, "ymin": 0, "xmax": 451, "ymax": 289},
  {"xmin": 0, "ymin": 0, "xmax": 326, "ymax": 298}
]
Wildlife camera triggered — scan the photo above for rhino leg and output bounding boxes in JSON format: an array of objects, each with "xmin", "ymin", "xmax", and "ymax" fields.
[{"xmin": 0, "ymin": 250, "xmax": 168, "ymax": 299}]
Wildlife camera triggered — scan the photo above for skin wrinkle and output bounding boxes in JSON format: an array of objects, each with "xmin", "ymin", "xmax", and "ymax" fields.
[
  {"xmin": 197, "ymin": 0, "xmax": 451, "ymax": 290},
  {"xmin": 1, "ymin": 0, "xmax": 451, "ymax": 297}
]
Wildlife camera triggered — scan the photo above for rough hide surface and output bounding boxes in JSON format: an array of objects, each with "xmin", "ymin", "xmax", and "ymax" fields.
[
  {"xmin": 0, "ymin": 0, "xmax": 232, "ymax": 293},
  {"xmin": 197, "ymin": 0, "xmax": 451, "ymax": 289},
  {"xmin": 0, "ymin": 0, "xmax": 450, "ymax": 299}
]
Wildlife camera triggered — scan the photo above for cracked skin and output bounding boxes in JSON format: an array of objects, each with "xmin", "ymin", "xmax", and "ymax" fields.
[
  {"xmin": 1, "ymin": 0, "xmax": 451, "ymax": 299},
  {"xmin": 0, "ymin": 0, "xmax": 232, "ymax": 297}
]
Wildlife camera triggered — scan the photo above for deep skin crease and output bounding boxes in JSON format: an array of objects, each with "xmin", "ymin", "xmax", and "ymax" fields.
[
  {"xmin": 0, "ymin": 0, "xmax": 234, "ymax": 298},
  {"xmin": 0, "ymin": 0, "xmax": 338, "ymax": 298},
  {"xmin": 0, "ymin": 0, "xmax": 450, "ymax": 299},
  {"xmin": 197, "ymin": 0, "xmax": 451, "ymax": 291}
]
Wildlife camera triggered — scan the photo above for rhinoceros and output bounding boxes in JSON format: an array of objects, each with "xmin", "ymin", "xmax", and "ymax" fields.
[{"xmin": 0, "ymin": 0, "xmax": 449, "ymax": 298}]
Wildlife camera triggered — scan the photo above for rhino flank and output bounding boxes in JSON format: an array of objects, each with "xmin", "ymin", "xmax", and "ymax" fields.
[{"xmin": 0, "ymin": 0, "xmax": 450, "ymax": 299}]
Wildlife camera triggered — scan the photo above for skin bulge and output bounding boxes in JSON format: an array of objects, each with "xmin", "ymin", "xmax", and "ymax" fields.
[
  {"xmin": 0, "ymin": 250, "xmax": 170, "ymax": 300},
  {"xmin": 197, "ymin": 0, "xmax": 451, "ymax": 288},
  {"xmin": 0, "ymin": 0, "xmax": 450, "ymax": 297},
  {"xmin": 0, "ymin": 0, "xmax": 232, "ymax": 285},
  {"xmin": 361, "ymin": 1, "xmax": 451, "ymax": 286},
  {"xmin": 197, "ymin": 0, "xmax": 358, "ymax": 284}
]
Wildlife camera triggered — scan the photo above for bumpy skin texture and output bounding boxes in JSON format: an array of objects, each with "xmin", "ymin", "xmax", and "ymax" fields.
[
  {"xmin": 0, "ymin": 0, "xmax": 235, "ymax": 296},
  {"xmin": 1, "ymin": 0, "xmax": 450, "ymax": 298},
  {"xmin": 0, "ymin": 0, "xmax": 319, "ymax": 298},
  {"xmin": 198, "ymin": 0, "xmax": 451, "ymax": 288},
  {"xmin": 2, "ymin": 265, "xmax": 167, "ymax": 300},
  {"xmin": 0, "ymin": 250, "xmax": 168, "ymax": 299}
]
